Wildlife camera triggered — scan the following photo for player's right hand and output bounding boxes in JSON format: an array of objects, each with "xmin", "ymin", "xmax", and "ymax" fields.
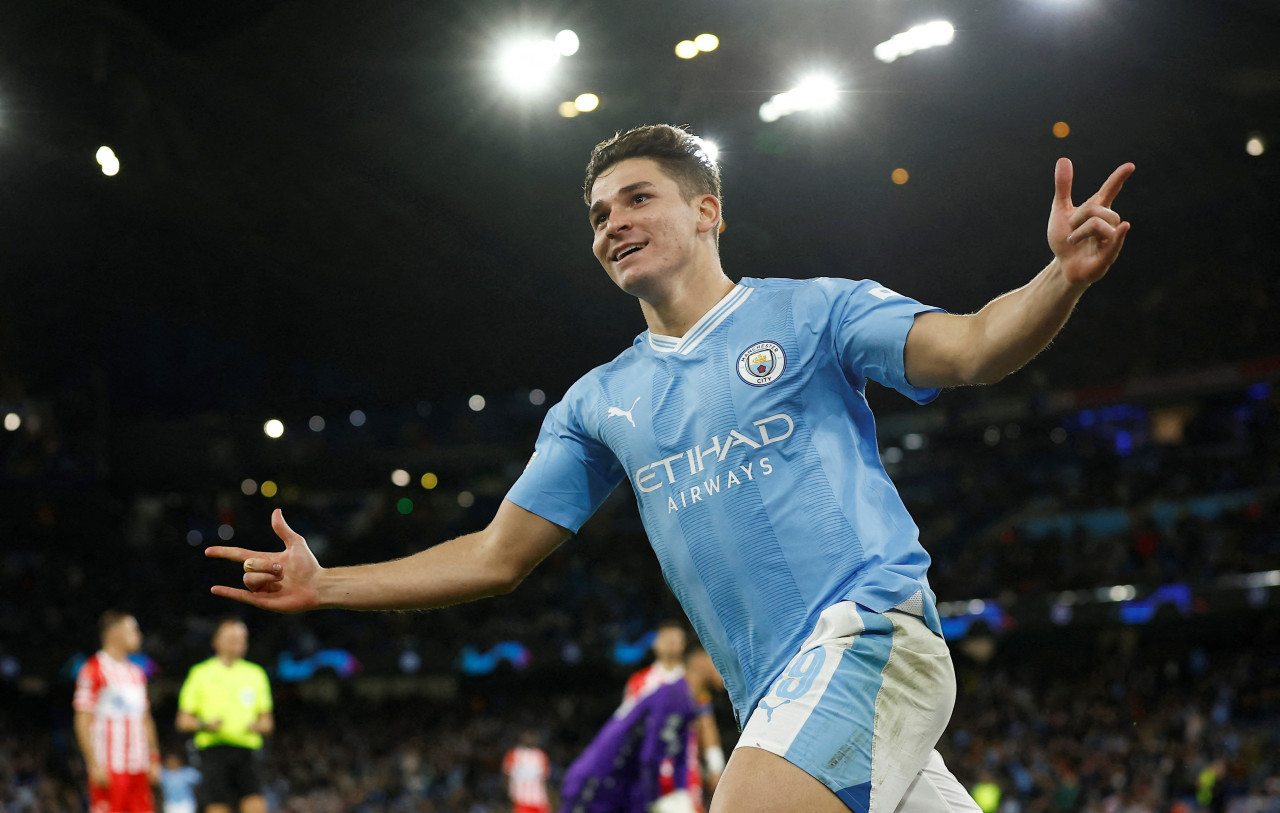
[{"xmin": 206, "ymin": 509, "xmax": 322, "ymax": 614}]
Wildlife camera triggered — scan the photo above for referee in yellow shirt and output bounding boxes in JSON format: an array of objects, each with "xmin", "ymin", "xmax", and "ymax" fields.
[{"xmin": 176, "ymin": 619, "xmax": 273, "ymax": 813}]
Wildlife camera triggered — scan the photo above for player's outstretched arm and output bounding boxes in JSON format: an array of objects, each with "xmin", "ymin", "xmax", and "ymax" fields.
[
  {"xmin": 206, "ymin": 501, "xmax": 570, "ymax": 613},
  {"xmin": 904, "ymin": 157, "xmax": 1134, "ymax": 389}
]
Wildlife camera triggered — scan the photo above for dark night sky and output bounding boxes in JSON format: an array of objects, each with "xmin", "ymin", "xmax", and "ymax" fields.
[{"xmin": 1, "ymin": 0, "xmax": 1278, "ymax": 421}]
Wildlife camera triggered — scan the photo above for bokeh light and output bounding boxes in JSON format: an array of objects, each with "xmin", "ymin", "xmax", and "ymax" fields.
[
  {"xmin": 468, "ymin": 394, "xmax": 486, "ymax": 412},
  {"xmin": 574, "ymin": 93, "xmax": 600, "ymax": 113},
  {"xmin": 96, "ymin": 146, "xmax": 120, "ymax": 177},
  {"xmin": 397, "ymin": 497, "xmax": 414, "ymax": 515},
  {"xmin": 308, "ymin": 415, "xmax": 325, "ymax": 432},
  {"xmin": 241, "ymin": 478, "xmax": 258, "ymax": 496},
  {"xmin": 457, "ymin": 491, "xmax": 475, "ymax": 508},
  {"xmin": 391, "ymin": 469, "xmax": 411, "ymax": 487},
  {"xmin": 694, "ymin": 33, "xmax": 720, "ymax": 52},
  {"xmin": 1053, "ymin": 121, "xmax": 1071, "ymax": 138},
  {"xmin": 529, "ymin": 388, "xmax": 546, "ymax": 406},
  {"xmin": 349, "ymin": 409, "xmax": 366, "ymax": 427},
  {"xmin": 261, "ymin": 480, "xmax": 279, "ymax": 498},
  {"xmin": 554, "ymin": 29, "xmax": 579, "ymax": 57},
  {"xmin": 675, "ymin": 40, "xmax": 699, "ymax": 59},
  {"xmin": 1246, "ymin": 135, "xmax": 1265, "ymax": 156},
  {"xmin": 3, "ymin": 413, "xmax": 19, "ymax": 431},
  {"xmin": 892, "ymin": 168, "xmax": 910, "ymax": 185},
  {"xmin": 263, "ymin": 419, "xmax": 285, "ymax": 439},
  {"xmin": 558, "ymin": 101, "xmax": 579, "ymax": 118},
  {"xmin": 421, "ymin": 472, "xmax": 439, "ymax": 490}
]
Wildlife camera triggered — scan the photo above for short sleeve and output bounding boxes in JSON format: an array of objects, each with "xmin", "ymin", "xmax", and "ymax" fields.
[
  {"xmin": 177, "ymin": 668, "xmax": 200, "ymax": 714},
  {"xmin": 73, "ymin": 659, "xmax": 100, "ymax": 711},
  {"xmin": 817, "ymin": 278, "xmax": 945, "ymax": 404},
  {"xmin": 505, "ymin": 385, "xmax": 624, "ymax": 533},
  {"xmin": 256, "ymin": 666, "xmax": 273, "ymax": 713}
]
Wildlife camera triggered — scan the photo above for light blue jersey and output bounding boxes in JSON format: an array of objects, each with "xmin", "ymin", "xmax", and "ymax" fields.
[{"xmin": 506, "ymin": 277, "xmax": 945, "ymax": 722}]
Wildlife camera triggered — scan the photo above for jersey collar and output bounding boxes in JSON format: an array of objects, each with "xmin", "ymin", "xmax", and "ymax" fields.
[{"xmin": 645, "ymin": 284, "xmax": 752, "ymax": 355}]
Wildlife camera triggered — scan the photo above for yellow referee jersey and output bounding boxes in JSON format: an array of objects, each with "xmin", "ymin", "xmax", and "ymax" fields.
[{"xmin": 178, "ymin": 658, "xmax": 272, "ymax": 749}]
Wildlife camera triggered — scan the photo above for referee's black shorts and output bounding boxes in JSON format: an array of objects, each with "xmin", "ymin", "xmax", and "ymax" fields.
[{"xmin": 196, "ymin": 745, "xmax": 264, "ymax": 806}]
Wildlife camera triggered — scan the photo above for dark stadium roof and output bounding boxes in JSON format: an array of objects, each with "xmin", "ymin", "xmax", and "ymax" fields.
[{"xmin": 1, "ymin": 0, "xmax": 1278, "ymax": 418}]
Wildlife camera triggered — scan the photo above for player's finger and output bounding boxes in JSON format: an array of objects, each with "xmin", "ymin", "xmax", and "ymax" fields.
[
  {"xmin": 1067, "ymin": 216, "xmax": 1118, "ymax": 245},
  {"xmin": 272, "ymin": 508, "xmax": 303, "ymax": 549},
  {"xmin": 204, "ymin": 546, "xmax": 262, "ymax": 563},
  {"xmin": 1053, "ymin": 157, "xmax": 1074, "ymax": 210},
  {"xmin": 1069, "ymin": 202, "xmax": 1121, "ymax": 230},
  {"xmin": 243, "ymin": 571, "xmax": 282, "ymax": 591},
  {"xmin": 1094, "ymin": 162, "xmax": 1135, "ymax": 207},
  {"xmin": 210, "ymin": 584, "xmax": 275, "ymax": 608}
]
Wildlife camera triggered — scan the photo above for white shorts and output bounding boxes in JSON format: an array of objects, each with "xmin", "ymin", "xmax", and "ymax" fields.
[{"xmin": 737, "ymin": 602, "xmax": 980, "ymax": 813}]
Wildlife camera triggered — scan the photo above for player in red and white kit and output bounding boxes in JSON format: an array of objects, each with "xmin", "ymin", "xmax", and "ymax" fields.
[
  {"xmin": 74, "ymin": 611, "xmax": 161, "ymax": 813},
  {"xmin": 618, "ymin": 622, "xmax": 725, "ymax": 811},
  {"xmin": 504, "ymin": 731, "xmax": 552, "ymax": 813}
]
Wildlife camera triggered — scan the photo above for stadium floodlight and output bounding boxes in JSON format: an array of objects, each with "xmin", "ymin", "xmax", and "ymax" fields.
[
  {"xmin": 263, "ymin": 419, "xmax": 285, "ymax": 438},
  {"xmin": 694, "ymin": 33, "xmax": 720, "ymax": 52},
  {"xmin": 573, "ymin": 93, "xmax": 599, "ymax": 113},
  {"xmin": 554, "ymin": 29, "xmax": 580, "ymax": 56},
  {"xmin": 496, "ymin": 38, "xmax": 561, "ymax": 92},
  {"xmin": 874, "ymin": 20, "xmax": 955, "ymax": 63},
  {"xmin": 758, "ymin": 75, "xmax": 840, "ymax": 122},
  {"xmin": 675, "ymin": 40, "xmax": 699, "ymax": 59},
  {"xmin": 699, "ymin": 138, "xmax": 720, "ymax": 164}
]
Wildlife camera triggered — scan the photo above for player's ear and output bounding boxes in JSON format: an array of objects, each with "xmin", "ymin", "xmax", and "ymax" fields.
[{"xmin": 695, "ymin": 194, "xmax": 721, "ymax": 235}]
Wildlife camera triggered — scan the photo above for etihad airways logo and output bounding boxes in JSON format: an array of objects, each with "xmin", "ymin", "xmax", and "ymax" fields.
[{"xmin": 633, "ymin": 413, "xmax": 794, "ymax": 513}]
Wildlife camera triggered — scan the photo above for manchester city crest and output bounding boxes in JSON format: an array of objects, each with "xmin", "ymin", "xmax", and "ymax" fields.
[{"xmin": 736, "ymin": 340, "xmax": 786, "ymax": 386}]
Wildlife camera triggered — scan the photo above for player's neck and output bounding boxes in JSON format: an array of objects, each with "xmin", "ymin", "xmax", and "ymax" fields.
[
  {"xmin": 640, "ymin": 267, "xmax": 735, "ymax": 339},
  {"xmin": 102, "ymin": 644, "xmax": 129, "ymax": 662},
  {"xmin": 216, "ymin": 654, "xmax": 239, "ymax": 667}
]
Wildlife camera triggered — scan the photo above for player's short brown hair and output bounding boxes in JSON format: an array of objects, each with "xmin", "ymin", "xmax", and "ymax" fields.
[
  {"xmin": 583, "ymin": 124, "xmax": 721, "ymax": 209},
  {"xmin": 98, "ymin": 609, "xmax": 132, "ymax": 641}
]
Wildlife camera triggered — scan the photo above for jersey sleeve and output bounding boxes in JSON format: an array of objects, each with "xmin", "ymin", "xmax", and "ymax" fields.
[
  {"xmin": 73, "ymin": 658, "xmax": 101, "ymax": 712},
  {"xmin": 815, "ymin": 278, "xmax": 945, "ymax": 404},
  {"xmin": 177, "ymin": 667, "xmax": 201, "ymax": 714},
  {"xmin": 504, "ymin": 381, "xmax": 624, "ymax": 533},
  {"xmin": 255, "ymin": 665, "xmax": 273, "ymax": 714}
]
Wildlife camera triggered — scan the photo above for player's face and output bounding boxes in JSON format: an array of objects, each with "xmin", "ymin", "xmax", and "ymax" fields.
[
  {"xmin": 652, "ymin": 627, "xmax": 687, "ymax": 662},
  {"xmin": 589, "ymin": 158, "xmax": 707, "ymax": 297},
  {"xmin": 114, "ymin": 616, "xmax": 142, "ymax": 653},
  {"xmin": 213, "ymin": 622, "xmax": 248, "ymax": 660}
]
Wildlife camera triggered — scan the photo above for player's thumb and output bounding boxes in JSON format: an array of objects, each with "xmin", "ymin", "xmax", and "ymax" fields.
[
  {"xmin": 1053, "ymin": 157, "xmax": 1073, "ymax": 210},
  {"xmin": 271, "ymin": 508, "xmax": 302, "ymax": 548}
]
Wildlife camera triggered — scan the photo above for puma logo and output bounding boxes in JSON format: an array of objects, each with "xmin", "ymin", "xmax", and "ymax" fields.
[
  {"xmin": 759, "ymin": 698, "xmax": 791, "ymax": 722},
  {"xmin": 607, "ymin": 396, "xmax": 642, "ymax": 428}
]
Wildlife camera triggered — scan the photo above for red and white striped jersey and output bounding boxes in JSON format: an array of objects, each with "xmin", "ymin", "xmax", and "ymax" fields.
[
  {"xmin": 502, "ymin": 746, "xmax": 550, "ymax": 808},
  {"xmin": 74, "ymin": 652, "xmax": 151, "ymax": 775}
]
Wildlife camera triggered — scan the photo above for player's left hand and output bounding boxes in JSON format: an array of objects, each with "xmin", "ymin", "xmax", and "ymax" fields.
[
  {"xmin": 1047, "ymin": 157, "xmax": 1134, "ymax": 287},
  {"xmin": 148, "ymin": 763, "xmax": 161, "ymax": 785}
]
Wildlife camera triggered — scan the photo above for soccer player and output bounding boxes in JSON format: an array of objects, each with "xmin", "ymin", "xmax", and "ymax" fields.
[
  {"xmin": 74, "ymin": 610, "xmax": 161, "ymax": 813},
  {"xmin": 175, "ymin": 619, "xmax": 273, "ymax": 813},
  {"xmin": 562, "ymin": 648, "xmax": 724, "ymax": 813},
  {"xmin": 503, "ymin": 731, "xmax": 553, "ymax": 813},
  {"xmin": 618, "ymin": 621, "xmax": 724, "ymax": 807},
  {"xmin": 208, "ymin": 124, "xmax": 1134, "ymax": 813}
]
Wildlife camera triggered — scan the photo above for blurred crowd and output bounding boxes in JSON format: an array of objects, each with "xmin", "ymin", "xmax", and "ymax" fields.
[{"xmin": 3, "ymin": 349, "xmax": 1279, "ymax": 813}]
